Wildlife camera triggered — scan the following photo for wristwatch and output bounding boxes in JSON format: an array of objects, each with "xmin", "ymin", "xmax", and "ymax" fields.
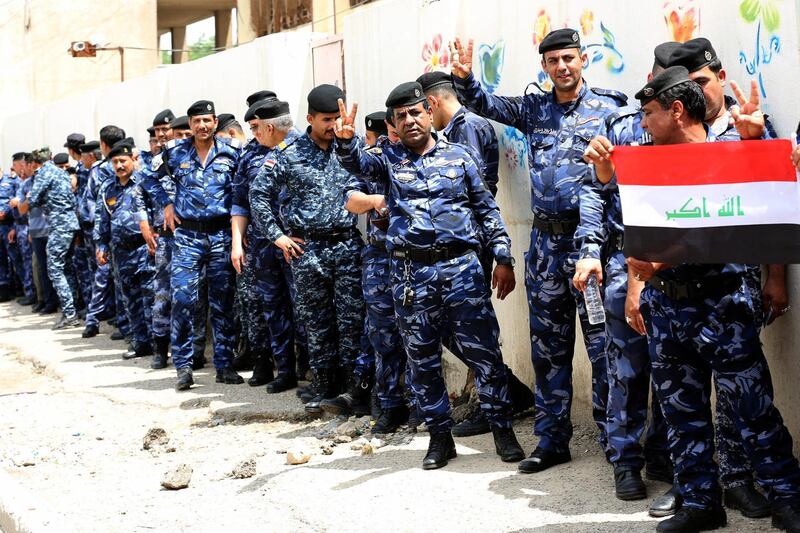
[{"xmin": 496, "ymin": 256, "xmax": 515, "ymax": 268}]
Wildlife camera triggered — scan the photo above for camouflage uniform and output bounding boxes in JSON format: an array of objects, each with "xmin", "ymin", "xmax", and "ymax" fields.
[
  {"xmin": 250, "ymin": 130, "xmax": 364, "ymax": 375},
  {"xmin": 343, "ymin": 137, "xmax": 407, "ymax": 409},
  {"xmin": 80, "ymin": 161, "xmax": 118, "ymax": 329},
  {"xmin": 28, "ymin": 161, "xmax": 80, "ymax": 317},
  {"xmin": 232, "ymin": 130, "xmax": 302, "ymax": 376},
  {"xmin": 12, "ymin": 177, "xmax": 34, "ymax": 300},
  {"xmin": 0, "ymin": 173, "xmax": 20, "ymax": 292},
  {"xmin": 454, "ymin": 72, "xmax": 626, "ymax": 454},
  {"xmin": 442, "ymin": 106, "xmax": 500, "ymax": 196},
  {"xmin": 640, "ymin": 262, "xmax": 800, "ymax": 510},
  {"xmin": 71, "ymin": 161, "xmax": 94, "ymax": 307},
  {"xmin": 95, "ymin": 174, "xmax": 155, "ymax": 348},
  {"xmin": 141, "ymin": 137, "xmax": 239, "ymax": 371},
  {"xmin": 337, "ymin": 135, "xmax": 514, "ymax": 433}
]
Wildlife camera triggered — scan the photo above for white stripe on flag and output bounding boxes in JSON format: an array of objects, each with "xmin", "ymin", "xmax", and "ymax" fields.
[{"xmin": 618, "ymin": 182, "xmax": 800, "ymax": 229}]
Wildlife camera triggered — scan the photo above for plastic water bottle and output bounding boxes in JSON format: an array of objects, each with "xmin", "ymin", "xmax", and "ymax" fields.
[{"xmin": 584, "ymin": 274, "xmax": 606, "ymax": 325}]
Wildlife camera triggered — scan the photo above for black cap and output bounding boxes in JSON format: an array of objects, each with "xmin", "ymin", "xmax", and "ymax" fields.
[
  {"xmin": 216, "ymin": 113, "xmax": 236, "ymax": 132},
  {"xmin": 246, "ymin": 90, "xmax": 277, "ymax": 108},
  {"xmin": 170, "ymin": 115, "xmax": 190, "ymax": 130},
  {"xmin": 416, "ymin": 71, "xmax": 454, "ymax": 93},
  {"xmin": 107, "ymin": 138, "xmax": 135, "ymax": 159},
  {"xmin": 78, "ymin": 140, "xmax": 100, "ymax": 154},
  {"xmin": 307, "ymin": 84, "xmax": 345, "ymax": 113},
  {"xmin": 64, "ymin": 133, "xmax": 85, "ymax": 150},
  {"xmin": 667, "ymin": 38, "xmax": 718, "ymax": 73},
  {"xmin": 187, "ymin": 100, "xmax": 215, "ymax": 117},
  {"xmin": 244, "ymin": 99, "xmax": 291, "ymax": 122},
  {"xmin": 385, "ymin": 82, "xmax": 426, "ymax": 109},
  {"xmin": 635, "ymin": 66, "xmax": 691, "ymax": 105},
  {"xmin": 53, "ymin": 153, "xmax": 70, "ymax": 165},
  {"xmin": 365, "ymin": 112, "xmax": 388, "ymax": 135},
  {"xmin": 152, "ymin": 109, "xmax": 175, "ymax": 127},
  {"xmin": 653, "ymin": 42, "xmax": 681, "ymax": 69},
  {"xmin": 147, "ymin": 126, "xmax": 156, "ymax": 137},
  {"xmin": 539, "ymin": 28, "xmax": 581, "ymax": 54},
  {"xmin": 385, "ymin": 107, "xmax": 395, "ymax": 127}
]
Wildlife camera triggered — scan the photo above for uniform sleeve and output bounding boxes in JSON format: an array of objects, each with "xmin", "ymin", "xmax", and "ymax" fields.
[
  {"xmin": 94, "ymin": 184, "xmax": 111, "ymax": 251},
  {"xmin": 343, "ymin": 173, "xmax": 371, "ymax": 204},
  {"xmin": 452, "ymin": 73, "xmax": 529, "ymax": 133},
  {"xmin": 249, "ymin": 158, "xmax": 286, "ymax": 243},
  {"xmin": 335, "ymin": 137, "xmax": 388, "ymax": 179},
  {"xmin": 139, "ymin": 154, "xmax": 171, "ymax": 208},
  {"xmin": 463, "ymin": 154, "xmax": 511, "ymax": 261},
  {"xmin": 231, "ymin": 152, "xmax": 252, "ymax": 218},
  {"xmin": 130, "ymin": 181, "xmax": 150, "ymax": 223},
  {"xmin": 575, "ymin": 175, "xmax": 607, "ymax": 260},
  {"xmin": 27, "ymin": 171, "xmax": 48, "ymax": 207}
]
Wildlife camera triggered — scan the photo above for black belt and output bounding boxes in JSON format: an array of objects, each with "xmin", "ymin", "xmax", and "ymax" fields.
[
  {"xmin": 178, "ymin": 216, "xmax": 230, "ymax": 233},
  {"xmin": 15, "ymin": 217, "xmax": 28, "ymax": 225},
  {"xmin": 391, "ymin": 244, "xmax": 475, "ymax": 264},
  {"xmin": 532, "ymin": 215, "xmax": 579, "ymax": 235},
  {"xmin": 290, "ymin": 228, "xmax": 358, "ymax": 243},
  {"xmin": 154, "ymin": 228, "xmax": 174, "ymax": 239},
  {"xmin": 0, "ymin": 218, "xmax": 13, "ymax": 227},
  {"xmin": 80, "ymin": 221, "xmax": 94, "ymax": 231},
  {"xmin": 367, "ymin": 236, "xmax": 387, "ymax": 251},
  {"xmin": 648, "ymin": 273, "xmax": 741, "ymax": 302},
  {"xmin": 113, "ymin": 235, "xmax": 147, "ymax": 252}
]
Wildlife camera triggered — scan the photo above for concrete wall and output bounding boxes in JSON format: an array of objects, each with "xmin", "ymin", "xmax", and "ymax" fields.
[{"xmin": 0, "ymin": 0, "xmax": 159, "ymax": 126}]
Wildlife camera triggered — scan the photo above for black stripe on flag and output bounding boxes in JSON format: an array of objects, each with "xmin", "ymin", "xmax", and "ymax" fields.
[{"xmin": 623, "ymin": 224, "xmax": 800, "ymax": 264}]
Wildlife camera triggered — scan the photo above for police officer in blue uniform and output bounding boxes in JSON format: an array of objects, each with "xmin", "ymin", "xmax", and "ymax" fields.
[
  {"xmin": 25, "ymin": 147, "xmax": 81, "ymax": 329},
  {"xmin": 233, "ymin": 94, "xmax": 303, "ymax": 392},
  {"xmin": 335, "ymin": 82, "xmax": 525, "ymax": 469},
  {"xmin": 451, "ymin": 28, "xmax": 626, "ymax": 473},
  {"xmin": 8, "ymin": 153, "xmax": 35, "ymax": 306},
  {"xmin": 250, "ymin": 85, "xmax": 365, "ymax": 414},
  {"xmin": 64, "ymin": 134, "xmax": 94, "ymax": 313},
  {"xmin": 624, "ymin": 67, "xmax": 800, "ymax": 533},
  {"xmin": 141, "ymin": 100, "xmax": 243, "ymax": 391},
  {"xmin": 95, "ymin": 139, "xmax": 156, "ymax": 359},
  {"xmin": 0, "ymin": 160, "xmax": 20, "ymax": 302}
]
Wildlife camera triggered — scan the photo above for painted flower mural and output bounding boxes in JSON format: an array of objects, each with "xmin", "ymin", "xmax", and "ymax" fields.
[
  {"xmin": 738, "ymin": 0, "xmax": 782, "ymax": 97},
  {"xmin": 532, "ymin": 10, "xmax": 551, "ymax": 46},
  {"xmin": 580, "ymin": 9, "xmax": 594, "ymax": 36},
  {"xmin": 477, "ymin": 40, "xmax": 505, "ymax": 94},
  {"xmin": 501, "ymin": 127, "xmax": 528, "ymax": 172},
  {"xmin": 421, "ymin": 34, "xmax": 450, "ymax": 73},
  {"xmin": 740, "ymin": 0, "xmax": 781, "ymax": 31},
  {"xmin": 663, "ymin": 0, "xmax": 701, "ymax": 42}
]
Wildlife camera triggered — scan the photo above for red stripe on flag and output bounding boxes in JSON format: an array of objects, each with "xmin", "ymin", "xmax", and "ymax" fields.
[{"xmin": 613, "ymin": 139, "xmax": 797, "ymax": 186}]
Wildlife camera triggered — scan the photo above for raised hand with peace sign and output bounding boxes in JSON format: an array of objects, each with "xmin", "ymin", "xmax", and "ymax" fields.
[
  {"xmin": 728, "ymin": 79, "xmax": 766, "ymax": 140},
  {"xmin": 449, "ymin": 37, "xmax": 474, "ymax": 79},
  {"xmin": 333, "ymin": 98, "xmax": 358, "ymax": 140}
]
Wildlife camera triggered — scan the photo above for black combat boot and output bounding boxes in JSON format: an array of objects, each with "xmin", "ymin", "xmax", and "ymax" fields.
[
  {"xmin": 656, "ymin": 506, "xmax": 726, "ymax": 532},
  {"xmin": 175, "ymin": 367, "xmax": 193, "ymax": 391},
  {"xmin": 110, "ymin": 329, "xmax": 126, "ymax": 341},
  {"xmin": 150, "ymin": 336, "xmax": 169, "ymax": 369},
  {"xmin": 304, "ymin": 369, "xmax": 338, "ymax": 415},
  {"xmin": 319, "ymin": 371, "xmax": 372, "ymax": 417},
  {"xmin": 422, "ymin": 431, "xmax": 457, "ymax": 470},
  {"xmin": 645, "ymin": 453, "xmax": 674, "ymax": 484},
  {"xmin": 650, "ymin": 484, "xmax": 682, "ymax": 518},
  {"xmin": 492, "ymin": 426, "xmax": 525, "ymax": 462},
  {"xmin": 216, "ymin": 367, "xmax": 245, "ymax": 384},
  {"xmin": 123, "ymin": 342, "xmax": 154, "ymax": 360},
  {"xmin": 724, "ymin": 481, "xmax": 770, "ymax": 518},
  {"xmin": 372, "ymin": 405, "xmax": 409, "ymax": 434},
  {"xmin": 248, "ymin": 354, "xmax": 274, "ymax": 387},
  {"xmin": 614, "ymin": 465, "xmax": 647, "ymax": 501},
  {"xmin": 508, "ymin": 369, "xmax": 535, "ymax": 413},
  {"xmin": 772, "ymin": 502, "xmax": 800, "ymax": 532},
  {"xmin": 82, "ymin": 323, "xmax": 99, "ymax": 338},
  {"xmin": 266, "ymin": 373, "xmax": 298, "ymax": 394},
  {"xmin": 231, "ymin": 344, "xmax": 254, "ymax": 371}
]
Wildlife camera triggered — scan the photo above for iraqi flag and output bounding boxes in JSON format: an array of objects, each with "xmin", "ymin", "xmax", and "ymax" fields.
[{"xmin": 614, "ymin": 139, "xmax": 800, "ymax": 264}]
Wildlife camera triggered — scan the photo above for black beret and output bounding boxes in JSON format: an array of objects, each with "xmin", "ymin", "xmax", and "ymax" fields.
[
  {"xmin": 53, "ymin": 152, "xmax": 70, "ymax": 165},
  {"xmin": 307, "ymin": 84, "xmax": 345, "ymax": 113},
  {"xmin": 653, "ymin": 42, "xmax": 681, "ymax": 69},
  {"xmin": 78, "ymin": 140, "xmax": 100, "ymax": 153},
  {"xmin": 539, "ymin": 28, "xmax": 581, "ymax": 54},
  {"xmin": 365, "ymin": 112, "xmax": 388, "ymax": 135},
  {"xmin": 152, "ymin": 109, "xmax": 175, "ymax": 126},
  {"xmin": 64, "ymin": 133, "xmax": 85, "ymax": 149},
  {"xmin": 170, "ymin": 115, "xmax": 190, "ymax": 130},
  {"xmin": 12, "ymin": 152, "xmax": 26, "ymax": 161},
  {"xmin": 385, "ymin": 81, "xmax": 426, "ymax": 109},
  {"xmin": 635, "ymin": 66, "xmax": 691, "ymax": 105},
  {"xmin": 385, "ymin": 107, "xmax": 395, "ymax": 127},
  {"xmin": 416, "ymin": 71, "xmax": 453, "ymax": 93},
  {"xmin": 187, "ymin": 100, "xmax": 215, "ymax": 117},
  {"xmin": 147, "ymin": 126, "xmax": 156, "ymax": 137},
  {"xmin": 244, "ymin": 99, "xmax": 290, "ymax": 122},
  {"xmin": 107, "ymin": 138, "xmax": 135, "ymax": 159},
  {"xmin": 216, "ymin": 113, "xmax": 236, "ymax": 132},
  {"xmin": 246, "ymin": 90, "xmax": 277, "ymax": 108},
  {"xmin": 667, "ymin": 38, "xmax": 718, "ymax": 73}
]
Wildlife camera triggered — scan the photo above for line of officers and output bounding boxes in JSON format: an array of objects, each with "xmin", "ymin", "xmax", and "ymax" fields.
[{"xmin": 5, "ymin": 27, "xmax": 800, "ymax": 533}]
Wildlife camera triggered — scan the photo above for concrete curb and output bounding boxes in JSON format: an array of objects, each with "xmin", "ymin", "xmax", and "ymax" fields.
[{"xmin": 0, "ymin": 469, "xmax": 72, "ymax": 533}]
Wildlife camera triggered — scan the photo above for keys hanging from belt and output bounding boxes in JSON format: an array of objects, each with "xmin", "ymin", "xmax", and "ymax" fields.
[{"xmin": 401, "ymin": 257, "xmax": 415, "ymax": 307}]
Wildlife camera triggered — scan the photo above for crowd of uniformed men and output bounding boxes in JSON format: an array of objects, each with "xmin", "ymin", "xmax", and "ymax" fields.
[{"xmin": 3, "ymin": 27, "xmax": 800, "ymax": 532}]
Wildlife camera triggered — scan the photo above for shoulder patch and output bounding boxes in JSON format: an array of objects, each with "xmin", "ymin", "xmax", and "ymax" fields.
[
  {"xmin": 263, "ymin": 159, "xmax": 277, "ymax": 169},
  {"xmin": 591, "ymin": 87, "xmax": 629, "ymax": 106},
  {"xmin": 366, "ymin": 146, "xmax": 382, "ymax": 155},
  {"xmin": 277, "ymin": 141, "xmax": 288, "ymax": 151},
  {"xmin": 150, "ymin": 154, "xmax": 163, "ymax": 171}
]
